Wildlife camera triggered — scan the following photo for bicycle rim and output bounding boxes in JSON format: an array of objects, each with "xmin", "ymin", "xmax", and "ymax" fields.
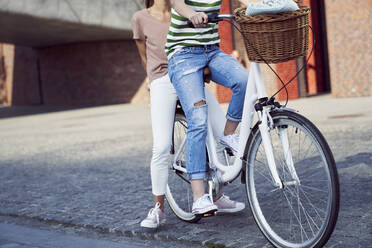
[
  {"xmin": 166, "ymin": 113, "xmax": 201, "ymax": 223},
  {"xmin": 245, "ymin": 110, "xmax": 339, "ymax": 248}
]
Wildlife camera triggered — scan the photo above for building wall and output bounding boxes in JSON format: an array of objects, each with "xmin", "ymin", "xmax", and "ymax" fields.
[
  {"xmin": 325, "ymin": 0, "xmax": 372, "ymax": 97},
  {"xmin": 1, "ymin": 1, "xmax": 371, "ymax": 107},
  {"xmin": 0, "ymin": 44, "xmax": 15, "ymax": 106},
  {"xmin": 11, "ymin": 46, "xmax": 41, "ymax": 105},
  {"xmin": 37, "ymin": 41, "xmax": 145, "ymax": 106},
  {"xmin": 232, "ymin": 0, "xmax": 372, "ymax": 100},
  {"xmin": 0, "ymin": 41, "xmax": 146, "ymax": 106}
]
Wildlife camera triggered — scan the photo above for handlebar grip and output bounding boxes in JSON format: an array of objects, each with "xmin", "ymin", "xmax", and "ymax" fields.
[{"xmin": 187, "ymin": 13, "xmax": 220, "ymax": 28}]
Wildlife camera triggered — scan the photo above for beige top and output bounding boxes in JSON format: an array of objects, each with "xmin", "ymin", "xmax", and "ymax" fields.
[{"xmin": 131, "ymin": 9, "xmax": 170, "ymax": 82}]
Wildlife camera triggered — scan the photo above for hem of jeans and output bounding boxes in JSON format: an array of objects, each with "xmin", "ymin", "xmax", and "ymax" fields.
[
  {"xmin": 152, "ymin": 190, "xmax": 166, "ymax": 196},
  {"xmin": 188, "ymin": 172, "xmax": 207, "ymax": 180},
  {"xmin": 226, "ymin": 113, "xmax": 242, "ymax": 122}
]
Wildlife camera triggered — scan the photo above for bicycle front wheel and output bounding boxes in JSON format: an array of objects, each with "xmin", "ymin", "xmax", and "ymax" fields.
[
  {"xmin": 166, "ymin": 111, "xmax": 201, "ymax": 223},
  {"xmin": 244, "ymin": 109, "xmax": 339, "ymax": 248}
]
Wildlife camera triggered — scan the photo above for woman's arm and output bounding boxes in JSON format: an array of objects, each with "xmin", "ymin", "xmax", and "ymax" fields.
[
  {"xmin": 171, "ymin": 0, "xmax": 248, "ymax": 27},
  {"xmin": 135, "ymin": 39, "xmax": 147, "ymax": 70},
  {"xmin": 170, "ymin": 0, "xmax": 208, "ymax": 27}
]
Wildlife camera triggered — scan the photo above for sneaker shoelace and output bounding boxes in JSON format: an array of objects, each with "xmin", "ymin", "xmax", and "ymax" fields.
[
  {"xmin": 218, "ymin": 195, "xmax": 235, "ymax": 206},
  {"xmin": 194, "ymin": 194, "xmax": 212, "ymax": 208},
  {"xmin": 147, "ymin": 202, "xmax": 161, "ymax": 224}
]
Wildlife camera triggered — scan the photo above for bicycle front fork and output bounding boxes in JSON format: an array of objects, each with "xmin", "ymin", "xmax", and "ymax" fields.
[{"xmin": 256, "ymin": 105, "xmax": 300, "ymax": 189}]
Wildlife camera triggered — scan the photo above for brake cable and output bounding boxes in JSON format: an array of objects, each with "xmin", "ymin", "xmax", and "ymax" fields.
[{"xmin": 224, "ymin": 19, "xmax": 316, "ymax": 107}]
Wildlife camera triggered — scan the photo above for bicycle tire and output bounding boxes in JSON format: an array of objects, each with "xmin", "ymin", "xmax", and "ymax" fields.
[
  {"xmin": 166, "ymin": 111, "xmax": 201, "ymax": 223},
  {"xmin": 244, "ymin": 109, "xmax": 340, "ymax": 248}
]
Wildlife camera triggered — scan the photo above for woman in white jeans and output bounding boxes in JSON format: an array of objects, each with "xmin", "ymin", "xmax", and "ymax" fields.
[{"xmin": 132, "ymin": 0, "xmax": 244, "ymax": 229}]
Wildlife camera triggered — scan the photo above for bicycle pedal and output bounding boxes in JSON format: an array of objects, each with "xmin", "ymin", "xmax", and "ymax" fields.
[{"xmin": 195, "ymin": 209, "xmax": 217, "ymax": 218}]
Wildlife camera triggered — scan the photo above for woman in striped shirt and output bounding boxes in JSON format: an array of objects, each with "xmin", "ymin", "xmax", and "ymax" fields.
[{"xmin": 167, "ymin": 0, "xmax": 249, "ymax": 215}]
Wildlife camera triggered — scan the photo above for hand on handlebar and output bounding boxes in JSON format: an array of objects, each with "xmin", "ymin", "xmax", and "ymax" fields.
[
  {"xmin": 189, "ymin": 12, "xmax": 208, "ymax": 28},
  {"xmin": 187, "ymin": 13, "xmax": 229, "ymax": 28}
]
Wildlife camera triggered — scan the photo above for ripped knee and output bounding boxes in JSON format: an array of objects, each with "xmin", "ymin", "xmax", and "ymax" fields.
[{"xmin": 194, "ymin": 100, "xmax": 206, "ymax": 107}]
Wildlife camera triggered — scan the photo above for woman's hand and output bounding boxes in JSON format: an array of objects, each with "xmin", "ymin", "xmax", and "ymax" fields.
[{"xmin": 189, "ymin": 12, "xmax": 208, "ymax": 28}]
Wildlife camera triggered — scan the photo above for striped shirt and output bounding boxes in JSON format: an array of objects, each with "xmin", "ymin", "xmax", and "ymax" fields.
[{"xmin": 165, "ymin": 0, "xmax": 222, "ymax": 59}]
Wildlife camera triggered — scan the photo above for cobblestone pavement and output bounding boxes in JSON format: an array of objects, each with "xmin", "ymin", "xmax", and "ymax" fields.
[
  {"xmin": 0, "ymin": 222, "xmax": 144, "ymax": 248},
  {"xmin": 0, "ymin": 96, "xmax": 371, "ymax": 248}
]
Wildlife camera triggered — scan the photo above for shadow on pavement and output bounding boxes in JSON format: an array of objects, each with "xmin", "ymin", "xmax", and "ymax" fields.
[
  {"xmin": 0, "ymin": 105, "xmax": 83, "ymax": 119},
  {"xmin": 336, "ymin": 152, "xmax": 372, "ymax": 169}
]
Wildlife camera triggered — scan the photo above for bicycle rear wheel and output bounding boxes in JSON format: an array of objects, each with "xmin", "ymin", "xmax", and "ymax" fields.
[
  {"xmin": 244, "ymin": 109, "xmax": 339, "ymax": 248},
  {"xmin": 166, "ymin": 111, "xmax": 201, "ymax": 223}
]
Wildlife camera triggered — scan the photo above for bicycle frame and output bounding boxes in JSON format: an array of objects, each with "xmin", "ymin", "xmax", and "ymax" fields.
[
  {"xmin": 206, "ymin": 62, "xmax": 284, "ymax": 187},
  {"xmin": 172, "ymin": 13, "xmax": 300, "ymax": 188},
  {"xmin": 173, "ymin": 12, "xmax": 300, "ymax": 189},
  {"xmin": 171, "ymin": 63, "xmax": 300, "ymax": 192}
]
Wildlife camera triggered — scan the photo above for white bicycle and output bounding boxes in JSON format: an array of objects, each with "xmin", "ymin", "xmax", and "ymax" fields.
[{"xmin": 166, "ymin": 14, "xmax": 340, "ymax": 248}]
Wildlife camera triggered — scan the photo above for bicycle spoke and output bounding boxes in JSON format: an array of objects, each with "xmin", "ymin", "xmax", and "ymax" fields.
[
  {"xmin": 282, "ymin": 190, "xmax": 309, "ymax": 241},
  {"xmin": 301, "ymin": 184, "xmax": 328, "ymax": 193},
  {"xmin": 266, "ymin": 198, "xmax": 283, "ymax": 222},
  {"xmin": 299, "ymin": 136, "xmax": 317, "ymax": 166},
  {"xmin": 300, "ymin": 187, "xmax": 328, "ymax": 209},
  {"xmin": 254, "ymin": 160, "xmax": 276, "ymax": 186},
  {"xmin": 285, "ymin": 186, "xmax": 321, "ymax": 235},
  {"xmin": 299, "ymin": 187, "xmax": 325, "ymax": 220}
]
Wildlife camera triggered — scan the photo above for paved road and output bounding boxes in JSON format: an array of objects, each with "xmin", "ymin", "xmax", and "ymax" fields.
[
  {"xmin": 0, "ymin": 95, "xmax": 371, "ymax": 247},
  {"xmin": 0, "ymin": 223, "xmax": 143, "ymax": 248}
]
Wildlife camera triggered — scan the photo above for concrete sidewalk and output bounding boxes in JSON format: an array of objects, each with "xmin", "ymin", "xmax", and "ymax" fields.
[
  {"xmin": 0, "ymin": 94, "xmax": 371, "ymax": 248},
  {"xmin": 278, "ymin": 94, "xmax": 372, "ymax": 130}
]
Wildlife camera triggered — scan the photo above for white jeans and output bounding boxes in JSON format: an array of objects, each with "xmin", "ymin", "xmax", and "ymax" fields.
[{"xmin": 150, "ymin": 73, "xmax": 226, "ymax": 195}]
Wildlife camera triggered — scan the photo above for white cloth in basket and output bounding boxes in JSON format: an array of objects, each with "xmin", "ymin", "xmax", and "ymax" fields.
[{"xmin": 245, "ymin": 0, "xmax": 299, "ymax": 16}]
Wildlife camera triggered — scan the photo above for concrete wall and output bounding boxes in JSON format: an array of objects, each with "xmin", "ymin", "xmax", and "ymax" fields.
[
  {"xmin": 38, "ymin": 41, "xmax": 145, "ymax": 106},
  {"xmin": 0, "ymin": 0, "xmax": 149, "ymax": 106},
  {"xmin": 325, "ymin": 0, "xmax": 372, "ymax": 97},
  {"xmin": 0, "ymin": 41, "xmax": 146, "ymax": 106},
  {"xmin": 0, "ymin": 0, "xmax": 142, "ymax": 47},
  {"xmin": 11, "ymin": 46, "xmax": 42, "ymax": 105}
]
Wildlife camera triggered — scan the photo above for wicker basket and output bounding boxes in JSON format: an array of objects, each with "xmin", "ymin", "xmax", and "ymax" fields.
[{"xmin": 234, "ymin": 5, "xmax": 310, "ymax": 64}]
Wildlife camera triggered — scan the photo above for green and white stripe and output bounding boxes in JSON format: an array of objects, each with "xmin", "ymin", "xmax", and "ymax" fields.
[{"xmin": 165, "ymin": 0, "xmax": 222, "ymax": 58}]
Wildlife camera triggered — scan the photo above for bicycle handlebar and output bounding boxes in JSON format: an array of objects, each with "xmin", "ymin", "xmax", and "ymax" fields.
[{"xmin": 187, "ymin": 13, "xmax": 234, "ymax": 28}]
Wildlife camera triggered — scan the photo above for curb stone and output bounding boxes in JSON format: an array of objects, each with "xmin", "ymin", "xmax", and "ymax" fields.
[{"xmin": 0, "ymin": 212, "xmax": 231, "ymax": 248}]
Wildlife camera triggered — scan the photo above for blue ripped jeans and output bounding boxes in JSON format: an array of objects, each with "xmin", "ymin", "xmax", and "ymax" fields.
[{"xmin": 168, "ymin": 45, "xmax": 249, "ymax": 180}]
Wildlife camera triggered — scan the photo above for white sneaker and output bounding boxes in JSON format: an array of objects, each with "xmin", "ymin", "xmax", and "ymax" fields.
[
  {"xmin": 219, "ymin": 134, "xmax": 239, "ymax": 155},
  {"xmin": 192, "ymin": 194, "xmax": 218, "ymax": 215},
  {"xmin": 140, "ymin": 202, "xmax": 166, "ymax": 228},
  {"xmin": 214, "ymin": 195, "xmax": 245, "ymax": 213}
]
